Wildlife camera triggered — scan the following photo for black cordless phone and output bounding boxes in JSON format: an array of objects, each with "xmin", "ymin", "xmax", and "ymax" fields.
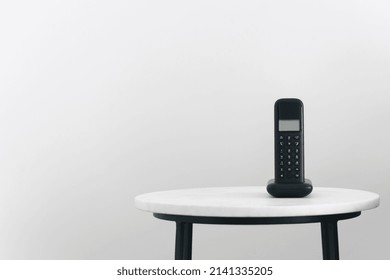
[
  {"xmin": 274, "ymin": 98, "xmax": 304, "ymax": 183},
  {"xmin": 267, "ymin": 98, "xmax": 313, "ymax": 198}
]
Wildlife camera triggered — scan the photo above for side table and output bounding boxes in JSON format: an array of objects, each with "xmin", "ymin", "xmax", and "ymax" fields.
[{"xmin": 134, "ymin": 187, "xmax": 379, "ymax": 260}]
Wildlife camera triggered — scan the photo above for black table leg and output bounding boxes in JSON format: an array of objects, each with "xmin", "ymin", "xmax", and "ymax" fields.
[
  {"xmin": 154, "ymin": 212, "xmax": 360, "ymax": 260},
  {"xmin": 175, "ymin": 222, "xmax": 193, "ymax": 260},
  {"xmin": 321, "ymin": 221, "xmax": 339, "ymax": 260}
]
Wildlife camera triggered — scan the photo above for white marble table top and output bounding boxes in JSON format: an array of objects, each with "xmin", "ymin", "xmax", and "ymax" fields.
[{"xmin": 134, "ymin": 187, "xmax": 380, "ymax": 217}]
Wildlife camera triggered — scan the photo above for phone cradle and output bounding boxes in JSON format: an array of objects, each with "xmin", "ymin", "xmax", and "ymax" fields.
[{"xmin": 267, "ymin": 179, "xmax": 313, "ymax": 198}]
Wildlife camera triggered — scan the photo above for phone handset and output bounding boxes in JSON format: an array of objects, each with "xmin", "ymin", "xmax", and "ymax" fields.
[{"xmin": 267, "ymin": 98, "xmax": 313, "ymax": 197}]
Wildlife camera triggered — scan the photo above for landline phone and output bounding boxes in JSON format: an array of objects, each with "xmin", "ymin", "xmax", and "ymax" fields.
[{"xmin": 267, "ymin": 98, "xmax": 313, "ymax": 197}]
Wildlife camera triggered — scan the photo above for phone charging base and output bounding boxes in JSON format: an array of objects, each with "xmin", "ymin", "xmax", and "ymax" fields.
[{"xmin": 266, "ymin": 179, "xmax": 313, "ymax": 198}]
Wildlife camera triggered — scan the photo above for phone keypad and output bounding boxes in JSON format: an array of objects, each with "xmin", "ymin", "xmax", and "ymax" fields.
[{"xmin": 277, "ymin": 133, "xmax": 302, "ymax": 180}]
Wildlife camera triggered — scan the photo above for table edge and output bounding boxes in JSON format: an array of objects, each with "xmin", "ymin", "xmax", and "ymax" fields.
[{"xmin": 153, "ymin": 212, "xmax": 362, "ymax": 225}]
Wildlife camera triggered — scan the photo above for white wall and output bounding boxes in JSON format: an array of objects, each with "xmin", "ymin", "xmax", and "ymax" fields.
[{"xmin": 0, "ymin": 0, "xmax": 389, "ymax": 259}]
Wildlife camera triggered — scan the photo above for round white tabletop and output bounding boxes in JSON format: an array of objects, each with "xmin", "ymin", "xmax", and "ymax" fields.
[{"xmin": 135, "ymin": 186, "xmax": 380, "ymax": 217}]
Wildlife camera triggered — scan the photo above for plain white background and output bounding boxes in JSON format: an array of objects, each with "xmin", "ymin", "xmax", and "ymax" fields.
[{"xmin": 0, "ymin": 0, "xmax": 389, "ymax": 259}]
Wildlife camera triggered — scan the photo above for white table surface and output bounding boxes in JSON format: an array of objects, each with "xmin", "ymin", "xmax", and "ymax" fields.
[{"xmin": 134, "ymin": 187, "xmax": 380, "ymax": 217}]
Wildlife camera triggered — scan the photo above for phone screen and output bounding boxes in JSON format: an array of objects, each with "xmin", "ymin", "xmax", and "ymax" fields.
[{"xmin": 278, "ymin": 120, "xmax": 300, "ymax": 131}]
